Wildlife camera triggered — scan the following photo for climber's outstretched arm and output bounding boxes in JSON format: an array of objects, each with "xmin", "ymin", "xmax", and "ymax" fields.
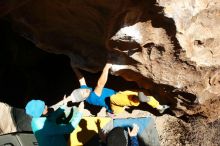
[{"xmin": 94, "ymin": 63, "xmax": 112, "ymax": 96}]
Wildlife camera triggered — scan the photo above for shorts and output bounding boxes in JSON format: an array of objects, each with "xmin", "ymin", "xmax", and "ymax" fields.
[{"xmin": 110, "ymin": 90, "xmax": 140, "ymax": 114}]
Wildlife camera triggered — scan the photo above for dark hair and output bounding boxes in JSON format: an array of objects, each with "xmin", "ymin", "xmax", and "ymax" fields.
[{"xmin": 106, "ymin": 127, "xmax": 128, "ymax": 146}]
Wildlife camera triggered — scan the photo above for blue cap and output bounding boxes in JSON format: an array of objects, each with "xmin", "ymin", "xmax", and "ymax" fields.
[{"xmin": 25, "ymin": 100, "xmax": 45, "ymax": 118}]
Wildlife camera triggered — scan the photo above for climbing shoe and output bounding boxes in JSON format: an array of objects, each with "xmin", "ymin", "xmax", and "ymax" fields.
[{"xmin": 157, "ymin": 105, "xmax": 170, "ymax": 114}]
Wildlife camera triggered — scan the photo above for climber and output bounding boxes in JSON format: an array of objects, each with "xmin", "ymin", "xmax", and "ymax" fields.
[
  {"xmin": 69, "ymin": 62, "xmax": 169, "ymax": 116},
  {"xmin": 25, "ymin": 98, "xmax": 84, "ymax": 146}
]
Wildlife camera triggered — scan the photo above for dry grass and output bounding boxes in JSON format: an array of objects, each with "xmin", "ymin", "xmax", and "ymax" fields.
[
  {"xmin": 184, "ymin": 117, "xmax": 220, "ymax": 146},
  {"xmin": 156, "ymin": 115, "xmax": 220, "ymax": 146}
]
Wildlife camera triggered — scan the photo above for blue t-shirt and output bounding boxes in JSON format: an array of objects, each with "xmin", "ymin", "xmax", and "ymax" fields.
[{"xmin": 80, "ymin": 85, "xmax": 116, "ymax": 112}]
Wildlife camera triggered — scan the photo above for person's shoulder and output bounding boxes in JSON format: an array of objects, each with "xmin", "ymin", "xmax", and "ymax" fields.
[
  {"xmin": 32, "ymin": 117, "xmax": 46, "ymax": 122},
  {"xmin": 85, "ymin": 91, "xmax": 99, "ymax": 104},
  {"xmin": 86, "ymin": 91, "xmax": 96, "ymax": 100},
  {"xmin": 31, "ymin": 117, "xmax": 47, "ymax": 130}
]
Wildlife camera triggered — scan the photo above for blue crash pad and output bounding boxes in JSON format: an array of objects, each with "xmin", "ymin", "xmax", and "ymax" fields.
[{"xmin": 113, "ymin": 117, "xmax": 160, "ymax": 146}]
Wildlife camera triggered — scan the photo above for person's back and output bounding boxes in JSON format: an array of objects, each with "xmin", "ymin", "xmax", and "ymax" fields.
[
  {"xmin": 32, "ymin": 117, "xmax": 72, "ymax": 146},
  {"xmin": 25, "ymin": 99, "xmax": 84, "ymax": 146}
]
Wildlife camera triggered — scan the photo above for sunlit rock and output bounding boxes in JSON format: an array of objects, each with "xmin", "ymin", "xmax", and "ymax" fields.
[{"xmin": 0, "ymin": 0, "xmax": 220, "ymax": 119}]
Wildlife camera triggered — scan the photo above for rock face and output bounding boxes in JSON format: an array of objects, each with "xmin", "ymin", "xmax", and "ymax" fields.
[
  {"xmin": 159, "ymin": 0, "xmax": 220, "ymax": 66},
  {"xmin": 1, "ymin": 0, "xmax": 220, "ymax": 119}
]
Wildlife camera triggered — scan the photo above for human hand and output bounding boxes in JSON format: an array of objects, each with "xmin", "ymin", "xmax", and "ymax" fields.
[
  {"xmin": 105, "ymin": 63, "xmax": 112, "ymax": 69},
  {"xmin": 73, "ymin": 68, "xmax": 83, "ymax": 77},
  {"xmin": 128, "ymin": 123, "xmax": 139, "ymax": 137},
  {"xmin": 78, "ymin": 101, "xmax": 84, "ymax": 113}
]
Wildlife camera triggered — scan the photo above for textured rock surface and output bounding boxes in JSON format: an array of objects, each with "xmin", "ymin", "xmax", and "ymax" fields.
[
  {"xmin": 0, "ymin": 0, "xmax": 220, "ymax": 119},
  {"xmin": 158, "ymin": 0, "xmax": 220, "ymax": 66}
]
